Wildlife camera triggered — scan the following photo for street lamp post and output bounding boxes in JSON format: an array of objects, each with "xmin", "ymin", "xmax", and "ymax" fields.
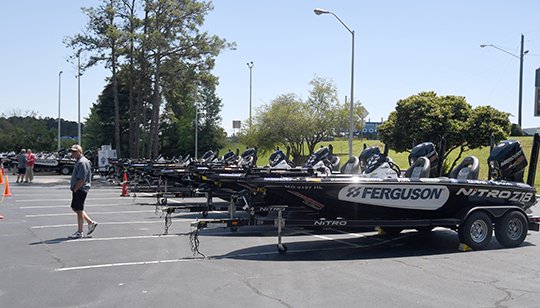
[
  {"xmin": 314, "ymin": 8, "xmax": 355, "ymax": 157},
  {"xmin": 481, "ymin": 34, "xmax": 528, "ymax": 128},
  {"xmin": 77, "ymin": 50, "xmax": 82, "ymax": 146},
  {"xmin": 247, "ymin": 61, "xmax": 254, "ymax": 131},
  {"xmin": 57, "ymin": 70, "xmax": 63, "ymax": 151},
  {"xmin": 195, "ymin": 108, "xmax": 198, "ymax": 160}
]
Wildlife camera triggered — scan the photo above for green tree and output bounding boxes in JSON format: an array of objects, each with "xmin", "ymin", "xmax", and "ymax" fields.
[
  {"xmin": 304, "ymin": 76, "xmax": 340, "ymax": 154},
  {"xmin": 247, "ymin": 94, "xmax": 307, "ymax": 163},
  {"xmin": 143, "ymin": 0, "xmax": 232, "ymax": 158},
  {"xmin": 379, "ymin": 92, "xmax": 511, "ymax": 173},
  {"xmin": 65, "ymin": 0, "xmax": 125, "ymax": 157}
]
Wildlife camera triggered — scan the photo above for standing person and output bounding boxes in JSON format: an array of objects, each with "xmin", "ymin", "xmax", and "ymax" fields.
[
  {"xmin": 24, "ymin": 149, "xmax": 36, "ymax": 183},
  {"xmin": 16, "ymin": 149, "xmax": 26, "ymax": 183},
  {"xmin": 68, "ymin": 144, "xmax": 98, "ymax": 239}
]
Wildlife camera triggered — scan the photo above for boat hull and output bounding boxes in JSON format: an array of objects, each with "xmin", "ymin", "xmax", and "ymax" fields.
[{"xmin": 249, "ymin": 176, "xmax": 537, "ymax": 221}]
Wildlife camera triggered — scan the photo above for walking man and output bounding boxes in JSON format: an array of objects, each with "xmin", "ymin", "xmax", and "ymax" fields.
[
  {"xmin": 16, "ymin": 149, "xmax": 26, "ymax": 183},
  {"xmin": 68, "ymin": 144, "xmax": 98, "ymax": 239}
]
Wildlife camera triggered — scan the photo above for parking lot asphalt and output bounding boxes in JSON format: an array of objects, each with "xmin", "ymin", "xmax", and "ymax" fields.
[{"xmin": 1, "ymin": 174, "xmax": 540, "ymax": 307}]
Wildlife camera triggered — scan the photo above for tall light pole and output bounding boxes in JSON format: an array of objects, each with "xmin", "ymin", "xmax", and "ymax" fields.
[
  {"xmin": 314, "ymin": 8, "xmax": 355, "ymax": 157},
  {"xmin": 194, "ymin": 108, "xmax": 198, "ymax": 160},
  {"xmin": 247, "ymin": 61, "xmax": 254, "ymax": 131},
  {"xmin": 77, "ymin": 50, "xmax": 82, "ymax": 146},
  {"xmin": 57, "ymin": 70, "xmax": 63, "ymax": 151},
  {"xmin": 481, "ymin": 34, "xmax": 528, "ymax": 128}
]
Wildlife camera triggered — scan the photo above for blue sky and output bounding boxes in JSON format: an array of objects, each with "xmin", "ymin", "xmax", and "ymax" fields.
[{"xmin": 1, "ymin": 0, "xmax": 539, "ymax": 135}]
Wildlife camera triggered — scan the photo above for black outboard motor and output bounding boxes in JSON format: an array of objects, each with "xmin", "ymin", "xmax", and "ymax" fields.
[
  {"xmin": 269, "ymin": 149, "xmax": 287, "ymax": 167},
  {"xmin": 201, "ymin": 150, "xmax": 216, "ymax": 163},
  {"xmin": 222, "ymin": 150, "xmax": 237, "ymax": 165},
  {"xmin": 239, "ymin": 148, "xmax": 257, "ymax": 167},
  {"xmin": 488, "ymin": 140, "xmax": 528, "ymax": 182},
  {"xmin": 409, "ymin": 142, "xmax": 439, "ymax": 177},
  {"xmin": 303, "ymin": 146, "xmax": 331, "ymax": 168},
  {"xmin": 359, "ymin": 146, "xmax": 382, "ymax": 173}
]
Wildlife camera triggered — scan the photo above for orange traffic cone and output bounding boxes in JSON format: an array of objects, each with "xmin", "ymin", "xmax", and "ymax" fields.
[
  {"xmin": 121, "ymin": 171, "xmax": 129, "ymax": 197},
  {"xmin": 3, "ymin": 175, "xmax": 12, "ymax": 197},
  {"xmin": 0, "ymin": 173, "xmax": 3, "ymax": 185}
]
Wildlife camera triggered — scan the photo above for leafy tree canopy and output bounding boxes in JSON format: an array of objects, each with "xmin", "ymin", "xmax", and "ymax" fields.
[{"xmin": 378, "ymin": 91, "xmax": 511, "ymax": 173}]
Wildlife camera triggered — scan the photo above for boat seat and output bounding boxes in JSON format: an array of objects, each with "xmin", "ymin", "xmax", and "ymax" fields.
[
  {"xmin": 404, "ymin": 156, "xmax": 431, "ymax": 178},
  {"xmin": 449, "ymin": 156, "xmax": 479, "ymax": 180},
  {"xmin": 329, "ymin": 155, "xmax": 341, "ymax": 172},
  {"xmin": 340, "ymin": 156, "xmax": 360, "ymax": 174}
]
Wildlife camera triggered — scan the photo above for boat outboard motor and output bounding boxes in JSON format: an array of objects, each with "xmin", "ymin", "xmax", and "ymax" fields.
[
  {"xmin": 201, "ymin": 150, "xmax": 216, "ymax": 163},
  {"xmin": 488, "ymin": 140, "xmax": 528, "ymax": 182},
  {"xmin": 238, "ymin": 148, "xmax": 257, "ymax": 167},
  {"xmin": 359, "ymin": 146, "xmax": 382, "ymax": 173},
  {"xmin": 409, "ymin": 142, "xmax": 439, "ymax": 177},
  {"xmin": 268, "ymin": 149, "xmax": 293, "ymax": 169},
  {"xmin": 303, "ymin": 146, "xmax": 332, "ymax": 174},
  {"xmin": 359, "ymin": 146, "xmax": 399, "ymax": 179},
  {"xmin": 222, "ymin": 150, "xmax": 237, "ymax": 165}
]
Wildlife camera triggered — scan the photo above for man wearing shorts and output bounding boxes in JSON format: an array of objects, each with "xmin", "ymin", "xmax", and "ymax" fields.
[
  {"xmin": 16, "ymin": 149, "xmax": 26, "ymax": 183},
  {"xmin": 68, "ymin": 144, "xmax": 98, "ymax": 239}
]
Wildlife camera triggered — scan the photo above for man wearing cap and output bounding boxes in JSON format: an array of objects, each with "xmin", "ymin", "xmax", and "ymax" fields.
[{"xmin": 68, "ymin": 144, "xmax": 98, "ymax": 239}]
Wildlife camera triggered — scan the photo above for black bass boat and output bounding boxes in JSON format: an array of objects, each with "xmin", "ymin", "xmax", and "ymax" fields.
[{"xmin": 245, "ymin": 134, "xmax": 540, "ymax": 251}]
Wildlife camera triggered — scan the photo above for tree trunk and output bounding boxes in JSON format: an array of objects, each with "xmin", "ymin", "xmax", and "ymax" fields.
[{"xmin": 149, "ymin": 53, "xmax": 161, "ymax": 158}]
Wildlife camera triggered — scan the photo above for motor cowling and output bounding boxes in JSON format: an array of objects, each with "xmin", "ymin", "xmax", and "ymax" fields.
[
  {"xmin": 488, "ymin": 140, "xmax": 528, "ymax": 182},
  {"xmin": 303, "ymin": 147, "xmax": 330, "ymax": 168},
  {"xmin": 222, "ymin": 150, "xmax": 237, "ymax": 164},
  {"xmin": 409, "ymin": 142, "xmax": 439, "ymax": 177},
  {"xmin": 359, "ymin": 146, "xmax": 382, "ymax": 173}
]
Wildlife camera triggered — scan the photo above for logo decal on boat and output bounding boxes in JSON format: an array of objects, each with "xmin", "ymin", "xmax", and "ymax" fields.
[
  {"xmin": 337, "ymin": 184, "xmax": 450, "ymax": 210},
  {"xmin": 456, "ymin": 187, "xmax": 534, "ymax": 203}
]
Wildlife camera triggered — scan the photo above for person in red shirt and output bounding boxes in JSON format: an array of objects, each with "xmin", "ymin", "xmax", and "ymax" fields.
[{"xmin": 25, "ymin": 149, "xmax": 36, "ymax": 183}]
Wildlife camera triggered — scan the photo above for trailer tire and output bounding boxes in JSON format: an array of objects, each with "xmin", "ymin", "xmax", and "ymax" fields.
[
  {"xmin": 495, "ymin": 210, "xmax": 527, "ymax": 248},
  {"xmin": 61, "ymin": 166, "xmax": 71, "ymax": 175},
  {"xmin": 458, "ymin": 211, "xmax": 493, "ymax": 250}
]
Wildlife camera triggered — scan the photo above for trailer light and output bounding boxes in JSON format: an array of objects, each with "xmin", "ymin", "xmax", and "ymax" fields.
[{"xmin": 529, "ymin": 216, "xmax": 540, "ymax": 223}]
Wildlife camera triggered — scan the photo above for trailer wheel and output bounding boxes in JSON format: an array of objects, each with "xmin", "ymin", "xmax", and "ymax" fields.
[
  {"xmin": 61, "ymin": 166, "xmax": 71, "ymax": 175},
  {"xmin": 458, "ymin": 211, "xmax": 493, "ymax": 250},
  {"xmin": 495, "ymin": 210, "xmax": 528, "ymax": 248},
  {"xmin": 277, "ymin": 244, "xmax": 287, "ymax": 254}
]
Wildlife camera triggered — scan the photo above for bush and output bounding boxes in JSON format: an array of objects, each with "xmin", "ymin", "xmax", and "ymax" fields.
[{"xmin": 510, "ymin": 124, "xmax": 523, "ymax": 136}]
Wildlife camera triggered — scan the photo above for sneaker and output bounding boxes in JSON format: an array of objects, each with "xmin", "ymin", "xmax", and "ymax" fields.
[
  {"xmin": 68, "ymin": 231, "xmax": 83, "ymax": 239},
  {"xmin": 87, "ymin": 222, "xmax": 98, "ymax": 235}
]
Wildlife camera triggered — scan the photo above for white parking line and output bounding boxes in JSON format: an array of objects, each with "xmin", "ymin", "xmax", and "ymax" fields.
[
  {"xmin": 26, "ymin": 210, "xmax": 156, "ymax": 217},
  {"xmin": 55, "ymin": 233, "xmax": 420, "ymax": 272},
  {"xmin": 16, "ymin": 197, "xmax": 130, "ymax": 202},
  {"xmin": 20, "ymin": 203, "xmax": 139, "ymax": 209},
  {"xmin": 31, "ymin": 220, "xmax": 163, "ymax": 229},
  {"xmin": 71, "ymin": 234, "xmax": 183, "ymax": 242},
  {"xmin": 56, "ymin": 258, "xmax": 199, "ymax": 272}
]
